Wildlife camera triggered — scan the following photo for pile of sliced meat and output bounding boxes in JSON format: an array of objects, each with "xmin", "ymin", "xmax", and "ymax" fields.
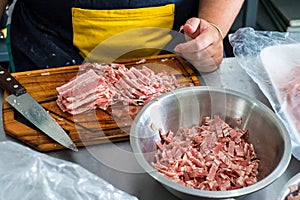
[
  {"xmin": 152, "ymin": 115, "xmax": 259, "ymax": 191},
  {"xmin": 56, "ymin": 62, "xmax": 182, "ymax": 115}
]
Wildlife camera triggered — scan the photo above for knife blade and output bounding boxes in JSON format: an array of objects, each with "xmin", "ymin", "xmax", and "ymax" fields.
[{"xmin": 0, "ymin": 66, "xmax": 78, "ymax": 151}]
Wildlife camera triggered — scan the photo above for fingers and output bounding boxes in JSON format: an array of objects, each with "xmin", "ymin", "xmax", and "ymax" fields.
[
  {"xmin": 174, "ymin": 33, "xmax": 214, "ymax": 53},
  {"xmin": 174, "ymin": 18, "xmax": 225, "ymax": 73},
  {"xmin": 176, "ymin": 35, "xmax": 224, "ymax": 72},
  {"xmin": 175, "ymin": 19, "xmax": 219, "ymax": 53},
  {"xmin": 181, "ymin": 46, "xmax": 223, "ymax": 65},
  {"xmin": 179, "ymin": 44, "xmax": 224, "ymax": 73}
]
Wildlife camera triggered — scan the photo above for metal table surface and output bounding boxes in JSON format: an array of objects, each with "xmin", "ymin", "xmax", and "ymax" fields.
[{"xmin": 0, "ymin": 57, "xmax": 299, "ymax": 200}]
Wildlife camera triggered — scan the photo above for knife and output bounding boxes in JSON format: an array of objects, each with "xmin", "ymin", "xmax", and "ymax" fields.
[{"xmin": 0, "ymin": 66, "xmax": 78, "ymax": 151}]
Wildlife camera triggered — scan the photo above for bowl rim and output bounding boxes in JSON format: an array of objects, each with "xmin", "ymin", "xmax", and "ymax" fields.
[
  {"xmin": 277, "ymin": 172, "xmax": 300, "ymax": 200},
  {"xmin": 130, "ymin": 86, "xmax": 292, "ymax": 198}
]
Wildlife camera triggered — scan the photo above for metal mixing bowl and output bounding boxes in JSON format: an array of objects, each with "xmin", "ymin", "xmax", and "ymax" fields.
[
  {"xmin": 277, "ymin": 172, "xmax": 300, "ymax": 200},
  {"xmin": 130, "ymin": 86, "xmax": 292, "ymax": 199}
]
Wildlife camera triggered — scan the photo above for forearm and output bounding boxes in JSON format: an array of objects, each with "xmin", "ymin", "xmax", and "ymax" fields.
[
  {"xmin": 198, "ymin": 0, "xmax": 245, "ymax": 37},
  {"xmin": 0, "ymin": 0, "xmax": 9, "ymax": 20}
]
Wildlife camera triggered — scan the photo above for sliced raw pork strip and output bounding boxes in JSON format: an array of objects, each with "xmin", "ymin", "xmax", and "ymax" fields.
[
  {"xmin": 56, "ymin": 62, "xmax": 184, "ymax": 115},
  {"xmin": 56, "ymin": 69, "xmax": 116, "ymax": 115}
]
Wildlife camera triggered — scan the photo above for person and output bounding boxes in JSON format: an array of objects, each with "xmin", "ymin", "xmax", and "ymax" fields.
[{"xmin": 0, "ymin": 0, "xmax": 244, "ymax": 73}]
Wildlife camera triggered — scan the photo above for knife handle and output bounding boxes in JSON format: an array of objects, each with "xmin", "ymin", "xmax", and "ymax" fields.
[{"xmin": 0, "ymin": 65, "xmax": 26, "ymax": 96}]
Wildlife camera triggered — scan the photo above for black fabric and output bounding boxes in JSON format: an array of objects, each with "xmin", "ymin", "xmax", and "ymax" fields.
[
  {"xmin": 10, "ymin": 0, "xmax": 199, "ymax": 72},
  {"xmin": 10, "ymin": 0, "xmax": 83, "ymax": 71}
]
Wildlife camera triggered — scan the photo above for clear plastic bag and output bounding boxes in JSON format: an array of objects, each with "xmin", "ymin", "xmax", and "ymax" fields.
[
  {"xmin": 229, "ymin": 27, "xmax": 300, "ymax": 160},
  {"xmin": 0, "ymin": 141, "xmax": 138, "ymax": 200}
]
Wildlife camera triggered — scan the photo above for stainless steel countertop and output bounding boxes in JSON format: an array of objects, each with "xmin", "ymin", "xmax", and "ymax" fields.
[{"xmin": 0, "ymin": 57, "xmax": 299, "ymax": 200}]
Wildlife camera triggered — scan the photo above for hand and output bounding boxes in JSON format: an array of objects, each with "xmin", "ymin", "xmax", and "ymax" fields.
[{"xmin": 174, "ymin": 17, "xmax": 224, "ymax": 73}]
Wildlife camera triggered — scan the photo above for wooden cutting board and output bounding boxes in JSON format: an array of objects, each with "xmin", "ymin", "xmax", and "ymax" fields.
[{"xmin": 2, "ymin": 54, "xmax": 201, "ymax": 151}]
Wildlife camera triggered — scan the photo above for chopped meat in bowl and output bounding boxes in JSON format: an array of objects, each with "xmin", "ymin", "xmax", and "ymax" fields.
[
  {"xmin": 152, "ymin": 115, "xmax": 259, "ymax": 191},
  {"xmin": 130, "ymin": 87, "xmax": 291, "ymax": 199}
]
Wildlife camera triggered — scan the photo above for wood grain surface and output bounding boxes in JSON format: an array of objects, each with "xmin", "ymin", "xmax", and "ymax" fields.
[{"xmin": 2, "ymin": 54, "xmax": 201, "ymax": 151}]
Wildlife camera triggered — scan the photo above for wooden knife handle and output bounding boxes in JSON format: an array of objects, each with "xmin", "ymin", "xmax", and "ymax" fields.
[{"xmin": 0, "ymin": 65, "xmax": 27, "ymax": 96}]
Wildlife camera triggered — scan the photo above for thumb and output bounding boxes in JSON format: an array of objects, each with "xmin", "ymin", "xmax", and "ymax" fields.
[{"xmin": 180, "ymin": 18, "xmax": 201, "ymax": 39}]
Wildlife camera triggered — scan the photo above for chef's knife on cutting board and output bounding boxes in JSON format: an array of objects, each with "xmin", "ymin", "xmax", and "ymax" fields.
[{"xmin": 0, "ymin": 66, "xmax": 78, "ymax": 151}]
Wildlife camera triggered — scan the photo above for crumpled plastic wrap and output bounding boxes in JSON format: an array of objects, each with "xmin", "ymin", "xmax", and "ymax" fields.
[
  {"xmin": 229, "ymin": 27, "xmax": 300, "ymax": 160},
  {"xmin": 0, "ymin": 141, "xmax": 138, "ymax": 200}
]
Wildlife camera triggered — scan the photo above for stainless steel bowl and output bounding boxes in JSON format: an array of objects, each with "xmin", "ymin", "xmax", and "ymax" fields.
[
  {"xmin": 277, "ymin": 172, "xmax": 300, "ymax": 200},
  {"xmin": 130, "ymin": 86, "xmax": 292, "ymax": 199}
]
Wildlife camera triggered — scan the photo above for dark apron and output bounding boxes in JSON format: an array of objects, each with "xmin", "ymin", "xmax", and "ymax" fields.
[{"xmin": 8, "ymin": 0, "xmax": 198, "ymax": 72}]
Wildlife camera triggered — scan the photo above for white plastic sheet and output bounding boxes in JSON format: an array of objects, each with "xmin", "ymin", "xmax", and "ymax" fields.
[
  {"xmin": 0, "ymin": 141, "xmax": 138, "ymax": 200},
  {"xmin": 229, "ymin": 27, "xmax": 300, "ymax": 160}
]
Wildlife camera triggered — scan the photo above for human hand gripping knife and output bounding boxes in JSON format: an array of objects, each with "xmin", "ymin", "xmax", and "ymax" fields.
[{"xmin": 0, "ymin": 66, "xmax": 78, "ymax": 151}]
